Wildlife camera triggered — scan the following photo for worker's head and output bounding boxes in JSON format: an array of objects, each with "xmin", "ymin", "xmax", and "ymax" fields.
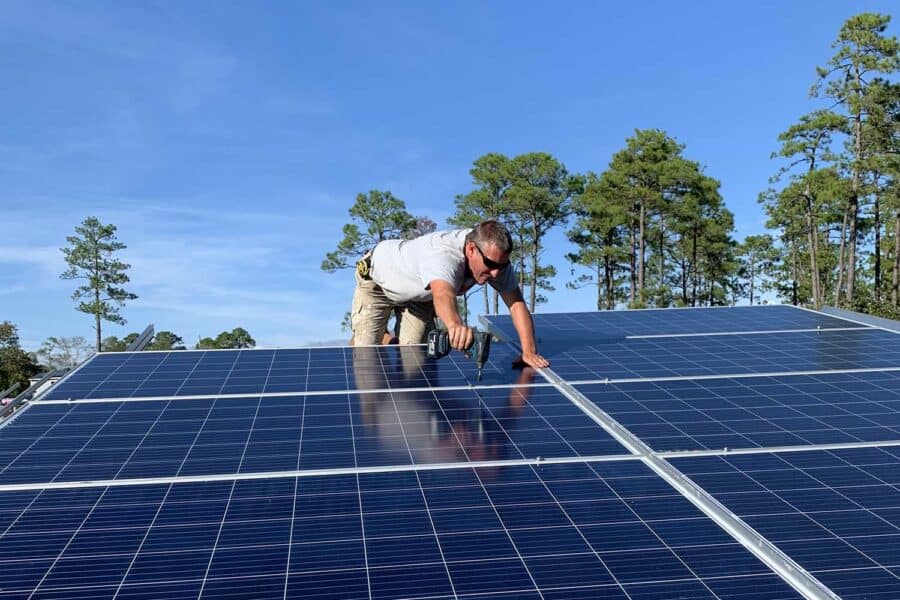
[{"xmin": 465, "ymin": 220, "xmax": 513, "ymax": 284}]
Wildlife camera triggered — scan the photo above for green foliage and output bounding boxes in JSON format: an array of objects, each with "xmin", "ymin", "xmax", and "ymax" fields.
[
  {"xmin": 760, "ymin": 12, "xmax": 900, "ymax": 315},
  {"xmin": 570, "ymin": 129, "xmax": 738, "ymax": 309},
  {"xmin": 813, "ymin": 13, "xmax": 900, "ymax": 103},
  {"xmin": 101, "ymin": 333, "xmax": 140, "ymax": 352},
  {"xmin": 197, "ymin": 327, "xmax": 256, "ymax": 349},
  {"xmin": 451, "ymin": 153, "xmax": 516, "ymax": 314},
  {"xmin": 451, "ymin": 153, "xmax": 514, "ymax": 227},
  {"xmin": 147, "ymin": 331, "xmax": 186, "ymax": 351},
  {"xmin": 505, "ymin": 152, "xmax": 581, "ymax": 311},
  {"xmin": 35, "ymin": 336, "xmax": 94, "ymax": 370},
  {"xmin": 809, "ymin": 12, "xmax": 900, "ymax": 305},
  {"xmin": 60, "ymin": 216, "xmax": 138, "ymax": 351},
  {"xmin": 321, "ymin": 190, "xmax": 416, "ymax": 272},
  {"xmin": 567, "ymin": 172, "xmax": 629, "ymax": 309},
  {"xmin": 738, "ymin": 235, "xmax": 778, "ymax": 305},
  {"xmin": 0, "ymin": 321, "xmax": 41, "ymax": 393}
]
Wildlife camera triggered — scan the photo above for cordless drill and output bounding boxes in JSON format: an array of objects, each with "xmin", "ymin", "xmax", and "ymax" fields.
[{"xmin": 426, "ymin": 328, "xmax": 492, "ymax": 382}]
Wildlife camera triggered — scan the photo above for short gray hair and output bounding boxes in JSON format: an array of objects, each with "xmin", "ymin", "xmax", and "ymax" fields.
[{"xmin": 465, "ymin": 220, "xmax": 513, "ymax": 254}]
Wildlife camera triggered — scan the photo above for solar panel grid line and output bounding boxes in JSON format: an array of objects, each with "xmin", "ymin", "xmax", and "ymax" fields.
[
  {"xmin": 280, "ymin": 360, "xmax": 309, "ymax": 600},
  {"xmin": 0, "ymin": 467, "xmax": 808, "ymax": 598},
  {"xmin": 409, "ymin": 470, "xmax": 459, "ymax": 598},
  {"xmin": 342, "ymin": 351, "xmax": 376, "ymax": 599},
  {"xmin": 0, "ymin": 398, "xmax": 136, "ymax": 485},
  {"xmin": 110, "ymin": 377, "xmax": 250, "ymax": 599},
  {"xmin": 173, "ymin": 342, "xmax": 244, "ymax": 399},
  {"xmin": 196, "ymin": 393, "xmax": 266, "ymax": 597},
  {"xmin": 796, "ymin": 304, "xmax": 900, "ymax": 336},
  {"xmin": 482, "ymin": 305, "xmax": 870, "ymax": 344},
  {"xmin": 0, "ymin": 404, "xmax": 79, "ymax": 477},
  {"xmin": 626, "ymin": 326, "xmax": 866, "ymax": 339},
  {"xmin": 485, "ymin": 313, "xmax": 900, "ymax": 383},
  {"xmin": 41, "ymin": 344, "xmax": 543, "ymax": 402},
  {"xmin": 480, "ymin": 387, "xmax": 580, "ymax": 461},
  {"xmin": 658, "ymin": 439, "xmax": 900, "ymax": 460},
  {"xmin": 768, "ymin": 455, "xmax": 900, "ymax": 542},
  {"xmin": 533, "ymin": 367, "xmax": 840, "ymax": 600},
  {"xmin": 576, "ymin": 461, "xmax": 724, "ymax": 598},
  {"xmin": 577, "ymin": 369, "xmax": 900, "ymax": 454},
  {"xmin": 452, "ymin": 465, "xmax": 551, "ymax": 597},
  {"xmin": 565, "ymin": 365, "xmax": 900, "ymax": 387},
  {"xmin": 100, "ymin": 348, "xmax": 191, "ymax": 404},
  {"xmin": 23, "ymin": 468, "xmax": 114, "ymax": 598},
  {"xmin": 35, "ymin": 381, "xmax": 559, "ymax": 405},
  {"xmin": 380, "ymin": 371, "xmax": 550, "ymax": 599},
  {"xmin": 0, "ymin": 454, "xmax": 648, "ymax": 495},
  {"xmin": 353, "ymin": 473, "xmax": 374, "ymax": 600},
  {"xmin": 1, "ymin": 382, "xmax": 637, "ymax": 486},
  {"xmin": 480, "ymin": 465, "xmax": 620, "ymax": 598},
  {"xmin": 669, "ymin": 449, "xmax": 900, "ymax": 597}
]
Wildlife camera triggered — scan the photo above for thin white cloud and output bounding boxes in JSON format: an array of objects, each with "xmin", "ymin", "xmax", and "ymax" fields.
[
  {"xmin": 0, "ymin": 283, "xmax": 27, "ymax": 296},
  {"xmin": 0, "ymin": 245, "xmax": 63, "ymax": 274}
]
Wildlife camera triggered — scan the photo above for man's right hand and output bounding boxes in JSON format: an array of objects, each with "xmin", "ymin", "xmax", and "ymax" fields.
[{"xmin": 447, "ymin": 323, "xmax": 474, "ymax": 351}]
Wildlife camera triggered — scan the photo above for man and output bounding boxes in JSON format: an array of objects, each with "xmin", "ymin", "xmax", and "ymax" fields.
[{"xmin": 350, "ymin": 220, "xmax": 549, "ymax": 369}]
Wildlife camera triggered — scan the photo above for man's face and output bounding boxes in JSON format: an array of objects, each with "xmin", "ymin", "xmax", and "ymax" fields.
[{"xmin": 467, "ymin": 241, "xmax": 510, "ymax": 284}]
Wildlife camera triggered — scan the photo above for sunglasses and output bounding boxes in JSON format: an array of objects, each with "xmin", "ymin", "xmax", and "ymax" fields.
[{"xmin": 472, "ymin": 243, "xmax": 510, "ymax": 271}]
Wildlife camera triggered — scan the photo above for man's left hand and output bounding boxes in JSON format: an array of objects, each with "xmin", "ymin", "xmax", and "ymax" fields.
[{"xmin": 518, "ymin": 352, "xmax": 549, "ymax": 369}]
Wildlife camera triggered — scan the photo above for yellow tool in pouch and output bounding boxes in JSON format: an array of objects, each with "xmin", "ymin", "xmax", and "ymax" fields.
[{"xmin": 356, "ymin": 253, "xmax": 372, "ymax": 279}]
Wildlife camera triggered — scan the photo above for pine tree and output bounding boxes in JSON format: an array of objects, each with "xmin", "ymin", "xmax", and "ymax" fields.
[{"xmin": 61, "ymin": 217, "xmax": 138, "ymax": 351}]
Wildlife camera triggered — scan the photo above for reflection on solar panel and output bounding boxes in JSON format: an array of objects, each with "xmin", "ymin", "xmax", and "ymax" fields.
[
  {"xmin": 671, "ymin": 448, "xmax": 900, "ymax": 599},
  {"xmin": 0, "ymin": 462, "xmax": 801, "ymax": 599},
  {"xmin": 0, "ymin": 386, "xmax": 626, "ymax": 485},
  {"xmin": 486, "ymin": 304, "xmax": 867, "ymax": 340},
  {"xmin": 578, "ymin": 370, "xmax": 900, "ymax": 452},
  {"xmin": 42, "ymin": 344, "xmax": 528, "ymax": 401},
  {"xmin": 2, "ymin": 304, "xmax": 899, "ymax": 598}
]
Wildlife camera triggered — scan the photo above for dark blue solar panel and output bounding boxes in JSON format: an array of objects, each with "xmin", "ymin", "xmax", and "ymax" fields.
[
  {"xmin": 42, "ymin": 343, "xmax": 534, "ymax": 401},
  {"xmin": 0, "ymin": 385, "xmax": 627, "ymax": 485},
  {"xmin": 578, "ymin": 370, "xmax": 900, "ymax": 452},
  {"xmin": 485, "ymin": 304, "xmax": 866, "ymax": 341},
  {"xmin": 0, "ymin": 462, "xmax": 801, "ymax": 599},
  {"xmin": 671, "ymin": 447, "xmax": 900, "ymax": 600},
  {"xmin": 529, "ymin": 328, "xmax": 900, "ymax": 381}
]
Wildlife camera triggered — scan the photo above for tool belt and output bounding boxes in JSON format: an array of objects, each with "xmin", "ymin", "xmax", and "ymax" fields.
[{"xmin": 356, "ymin": 250, "xmax": 373, "ymax": 280}]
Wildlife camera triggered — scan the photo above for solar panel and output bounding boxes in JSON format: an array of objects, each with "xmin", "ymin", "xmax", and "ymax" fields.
[
  {"xmin": 528, "ymin": 328, "xmax": 900, "ymax": 382},
  {"xmin": 42, "ymin": 343, "xmax": 531, "ymax": 401},
  {"xmin": 484, "ymin": 304, "xmax": 866, "ymax": 340},
  {"xmin": 0, "ymin": 461, "xmax": 801, "ymax": 599},
  {"xmin": 4, "ymin": 304, "xmax": 900, "ymax": 598},
  {"xmin": 671, "ymin": 447, "xmax": 900, "ymax": 599},
  {"xmin": 578, "ymin": 370, "xmax": 900, "ymax": 452},
  {"xmin": 0, "ymin": 385, "xmax": 628, "ymax": 486}
]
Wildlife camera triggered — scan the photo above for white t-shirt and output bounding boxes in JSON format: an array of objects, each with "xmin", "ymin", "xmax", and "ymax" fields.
[{"xmin": 370, "ymin": 229, "xmax": 518, "ymax": 304}]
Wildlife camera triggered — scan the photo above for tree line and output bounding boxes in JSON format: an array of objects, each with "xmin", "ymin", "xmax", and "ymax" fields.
[
  {"xmin": 325, "ymin": 137, "xmax": 741, "ymax": 316},
  {"xmin": 323, "ymin": 12, "xmax": 898, "ymax": 320},
  {"xmin": 0, "ymin": 321, "xmax": 258, "ymax": 394},
  {"xmin": 760, "ymin": 12, "xmax": 900, "ymax": 318},
  {"xmin": 1, "ymin": 212, "xmax": 260, "ymax": 393}
]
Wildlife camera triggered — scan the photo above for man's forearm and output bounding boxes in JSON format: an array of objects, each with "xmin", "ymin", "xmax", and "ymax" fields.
[
  {"xmin": 509, "ymin": 301, "xmax": 538, "ymax": 354},
  {"xmin": 432, "ymin": 290, "xmax": 463, "ymax": 328}
]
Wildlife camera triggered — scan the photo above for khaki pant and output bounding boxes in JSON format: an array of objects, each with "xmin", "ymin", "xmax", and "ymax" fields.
[{"xmin": 350, "ymin": 270, "xmax": 435, "ymax": 345}]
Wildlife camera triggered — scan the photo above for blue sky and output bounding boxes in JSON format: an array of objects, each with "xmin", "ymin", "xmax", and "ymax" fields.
[{"xmin": 1, "ymin": 0, "xmax": 897, "ymax": 350}]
